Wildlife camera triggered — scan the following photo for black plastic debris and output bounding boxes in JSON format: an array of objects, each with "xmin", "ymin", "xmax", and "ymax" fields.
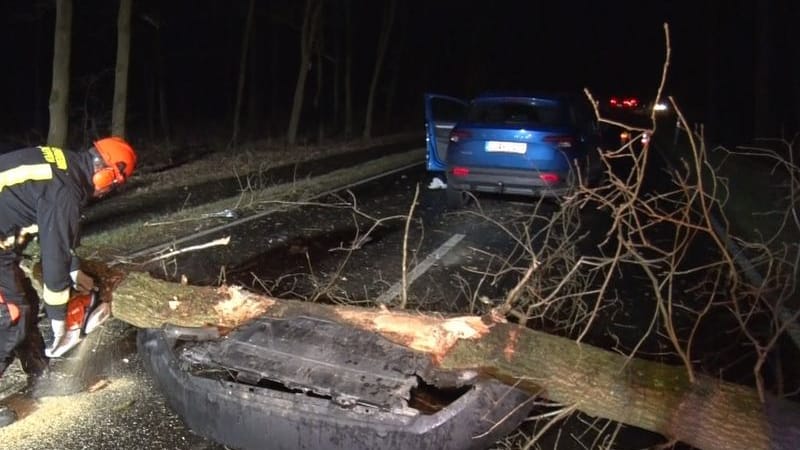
[{"xmin": 139, "ymin": 315, "xmax": 532, "ymax": 450}]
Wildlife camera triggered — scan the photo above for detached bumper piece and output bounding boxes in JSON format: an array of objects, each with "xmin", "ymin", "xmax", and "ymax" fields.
[{"xmin": 138, "ymin": 316, "xmax": 532, "ymax": 450}]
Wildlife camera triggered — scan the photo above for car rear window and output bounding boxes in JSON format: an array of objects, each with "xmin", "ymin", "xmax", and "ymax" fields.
[{"xmin": 466, "ymin": 100, "xmax": 567, "ymax": 127}]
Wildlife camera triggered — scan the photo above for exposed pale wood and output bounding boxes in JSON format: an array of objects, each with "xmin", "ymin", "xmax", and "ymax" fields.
[{"xmin": 104, "ymin": 270, "xmax": 800, "ymax": 450}]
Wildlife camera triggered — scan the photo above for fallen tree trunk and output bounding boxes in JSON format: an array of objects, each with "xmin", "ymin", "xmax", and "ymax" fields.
[{"xmin": 98, "ymin": 270, "xmax": 800, "ymax": 450}]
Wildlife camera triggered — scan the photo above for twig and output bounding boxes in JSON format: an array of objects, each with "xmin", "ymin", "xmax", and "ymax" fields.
[
  {"xmin": 399, "ymin": 183, "xmax": 420, "ymax": 309},
  {"xmin": 143, "ymin": 209, "xmax": 238, "ymax": 227},
  {"xmin": 142, "ymin": 236, "xmax": 232, "ymax": 264}
]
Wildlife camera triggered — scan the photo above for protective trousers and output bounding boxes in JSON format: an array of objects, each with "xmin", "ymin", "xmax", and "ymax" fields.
[{"xmin": 0, "ymin": 250, "xmax": 48, "ymax": 377}]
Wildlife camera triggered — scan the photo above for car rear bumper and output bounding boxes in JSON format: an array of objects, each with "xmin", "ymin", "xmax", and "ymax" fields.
[
  {"xmin": 447, "ymin": 167, "xmax": 572, "ymax": 197},
  {"xmin": 138, "ymin": 325, "xmax": 532, "ymax": 450}
]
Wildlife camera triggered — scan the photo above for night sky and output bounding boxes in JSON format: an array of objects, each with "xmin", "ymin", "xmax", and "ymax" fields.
[{"xmin": 1, "ymin": 0, "xmax": 798, "ymax": 147}]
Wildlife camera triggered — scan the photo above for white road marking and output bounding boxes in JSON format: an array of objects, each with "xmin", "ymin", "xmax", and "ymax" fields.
[{"xmin": 376, "ymin": 233, "xmax": 466, "ymax": 305}]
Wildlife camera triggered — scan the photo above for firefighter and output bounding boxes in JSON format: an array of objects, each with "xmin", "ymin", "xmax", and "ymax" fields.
[{"xmin": 0, "ymin": 137, "xmax": 136, "ymax": 426}]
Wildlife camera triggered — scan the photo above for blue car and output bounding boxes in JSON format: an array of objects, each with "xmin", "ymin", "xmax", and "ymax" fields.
[{"xmin": 425, "ymin": 92, "xmax": 601, "ymax": 208}]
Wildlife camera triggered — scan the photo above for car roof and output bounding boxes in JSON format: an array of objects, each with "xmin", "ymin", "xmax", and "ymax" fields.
[{"xmin": 473, "ymin": 90, "xmax": 583, "ymax": 104}]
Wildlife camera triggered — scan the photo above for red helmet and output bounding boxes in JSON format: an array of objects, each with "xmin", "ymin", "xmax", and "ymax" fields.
[{"xmin": 92, "ymin": 137, "xmax": 137, "ymax": 195}]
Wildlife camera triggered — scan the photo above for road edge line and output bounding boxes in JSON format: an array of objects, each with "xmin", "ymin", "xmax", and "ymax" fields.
[{"xmin": 376, "ymin": 233, "xmax": 466, "ymax": 305}]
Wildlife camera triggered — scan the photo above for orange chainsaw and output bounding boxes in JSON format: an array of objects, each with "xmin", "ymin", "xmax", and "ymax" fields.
[{"xmin": 47, "ymin": 289, "xmax": 112, "ymax": 358}]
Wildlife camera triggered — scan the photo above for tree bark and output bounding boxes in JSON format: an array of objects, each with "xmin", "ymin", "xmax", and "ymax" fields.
[
  {"xmin": 362, "ymin": 0, "xmax": 396, "ymax": 139},
  {"xmin": 287, "ymin": 0, "xmax": 323, "ymax": 146},
  {"xmin": 231, "ymin": 0, "xmax": 256, "ymax": 148},
  {"xmin": 314, "ymin": 23, "xmax": 325, "ymax": 144},
  {"xmin": 111, "ymin": 0, "xmax": 132, "ymax": 138},
  {"xmin": 754, "ymin": 0, "xmax": 772, "ymax": 138},
  {"xmin": 343, "ymin": 0, "xmax": 354, "ymax": 138},
  {"xmin": 47, "ymin": 0, "xmax": 73, "ymax": 147},
  {"xmin": 107, "ymin": 270, "xmax": 800, "ymax": 450}
]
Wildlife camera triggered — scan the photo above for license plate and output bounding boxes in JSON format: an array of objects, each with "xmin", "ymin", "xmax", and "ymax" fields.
[{"xmin": 485, "ymin": 141, "xmax": 526, "ymax": 154}]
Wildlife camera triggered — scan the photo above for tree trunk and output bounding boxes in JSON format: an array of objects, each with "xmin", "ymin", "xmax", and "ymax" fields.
[
  {"xmin": 107, "ymin": 270, "xmax": 800, "ymax": 450},
  {"xmin": 287, "ymin": 0, "xmax": 323, "ymax": 146},
  {"xmin": 34, "ymin": 15, "xmax": 46, "ymax": 132},
  {"xmin": 362, "ymin": 0, "xmax": 396, "ymax": 139},
  {"xmin": 231, "ymin": 0, "xmax": 256, "ymax": 148},
  {"xmin": 314, "ymin": 31, "xmax": 325, "ymax": 144},
  {"xmin": 246, "ymin": 21, "xmax": 260, "ymax": 139},
  {"xmin": 269, "ymin": 24, "xmax": 280, "ymax": 134},
  {"xmin": 331, "ymin": 18, "xmax": 341, "ymax": 135},
  {"xmin": 156, "ymin": 28, "xmax": 171, "ymax": 144},
  {"xmin": 343, "ymin": 0, "xmax": 354, "ymax": 138},
  {"xmin": 754, "ymin": 0, "xmax": 772, "ymax": 138},
  {"xmin": 111, "ymin": 0, "xmax": 132, "ymax": 138},
  {"xmin": 383, "ymin": 2, "xmax": 405, "ymax": 125},
  {"xmin": 47, "ymin": 0, "xmax": 73, "ymax": 147},
  {"xmin": 141, "ymin": 13, "xmax": 170, "ymax": 144}
]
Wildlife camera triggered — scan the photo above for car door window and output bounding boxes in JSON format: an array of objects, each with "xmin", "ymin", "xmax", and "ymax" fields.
[{"xmin": 425, "ymin": 95, "xmax": 468, "ymax": 169}]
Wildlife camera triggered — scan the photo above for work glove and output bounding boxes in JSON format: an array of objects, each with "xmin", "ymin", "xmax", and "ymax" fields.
[
  {"xmin": 44, "ymin": 319, "xmax": 72, "ymax": 358},
  {"xmin": 45, "ymin": 319, "xmax": 67, "ymax": 358},
  {"xmin": 70, "ymin": 270, "xmax": 95, "ymax": 294}
]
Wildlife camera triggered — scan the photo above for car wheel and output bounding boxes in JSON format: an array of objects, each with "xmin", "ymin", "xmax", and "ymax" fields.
[{"xmin": 446, "ymin": 185, "xmax": 466, "ymax": 209}]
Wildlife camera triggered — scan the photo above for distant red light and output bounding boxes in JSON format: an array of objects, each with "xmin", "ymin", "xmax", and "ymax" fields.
[
  {"xmin": 610, "ymin": 96, "xmax": 640, "ymax": 109},
  {"xmin": 452, "ymin": 167, "xmax": 470, "ymax": 177}
]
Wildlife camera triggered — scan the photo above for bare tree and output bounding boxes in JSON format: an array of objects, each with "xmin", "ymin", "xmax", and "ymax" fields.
[
  {"xmin": 331, "ymin": 21, "xmax": 341, "ymax": 134},
  {"xmin": 754, "ymin": 0, "xmax": 772, "ymax": 137},
  {"xmin": 47, "ymin": 0, "xmax": 73, "ymax": 147},
  {"xmin": 287, "ymin": 0, "xmax": 323, "ymax": 146},
  {"xmin": 138, "ymin": 11, "xmax": 171, "ymax": 143},
  {"xmin": 313, "ymin": 18, "xmax": 325, "ymax": 143},
  {"xmin": 231, "ymin": 0, "xmax": 256, "ymax": 148},
  {"xmin": 343, "ymin": 0, "xmax": 354, "ymax": 137},
  {"xmin": 111, "ymin": 0, "xmax": 133, "ymax": 138},
  {"xmin": 362, "ymin": 0, "xmax": 396, "ymax": 139}
]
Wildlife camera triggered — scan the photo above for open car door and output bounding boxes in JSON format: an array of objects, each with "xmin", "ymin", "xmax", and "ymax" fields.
[{"xmin": 424, "ymin": 94, "xmax": 468, "ymax": 172}]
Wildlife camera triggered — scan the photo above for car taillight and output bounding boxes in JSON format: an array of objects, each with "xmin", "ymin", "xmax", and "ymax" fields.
[
  {"xmin": 539, "ymin": 173, "xmax": 560, "ymax": 184},
  {"xmin": 610, "ymin": 97, "xmax": 640, "ymax": 109},
  {"xmin": 449, "ymin": 130, "xmax": 471, "ymax": 143},
  {"xmin": 452, "ymin": 167, "xmax": 470, "ymax": 177},
  {"xmin": 543, "ymin": 135, "xmax": 574, "ymax": 149}
]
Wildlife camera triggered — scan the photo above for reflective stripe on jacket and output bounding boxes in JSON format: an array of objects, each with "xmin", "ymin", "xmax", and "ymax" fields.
[{"xmin": 0, "ymin": 146, "xmax": 95, "ymax": 295}]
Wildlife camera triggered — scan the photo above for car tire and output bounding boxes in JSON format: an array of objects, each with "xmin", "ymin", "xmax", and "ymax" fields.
[{"xmin": 446, "ymin": 185, "xmax": 466, "ymax": 209}]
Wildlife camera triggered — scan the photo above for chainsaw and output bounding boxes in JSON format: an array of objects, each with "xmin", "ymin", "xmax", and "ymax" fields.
[{"xmin": 45, "ymin": 289, "xmax": 112, "ymax": 358}]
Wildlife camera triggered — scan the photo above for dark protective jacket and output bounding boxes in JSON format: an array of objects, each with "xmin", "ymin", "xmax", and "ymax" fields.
[{"xmin": 0, "ymin": 146, "xmax": 95, "ymax": 297}]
